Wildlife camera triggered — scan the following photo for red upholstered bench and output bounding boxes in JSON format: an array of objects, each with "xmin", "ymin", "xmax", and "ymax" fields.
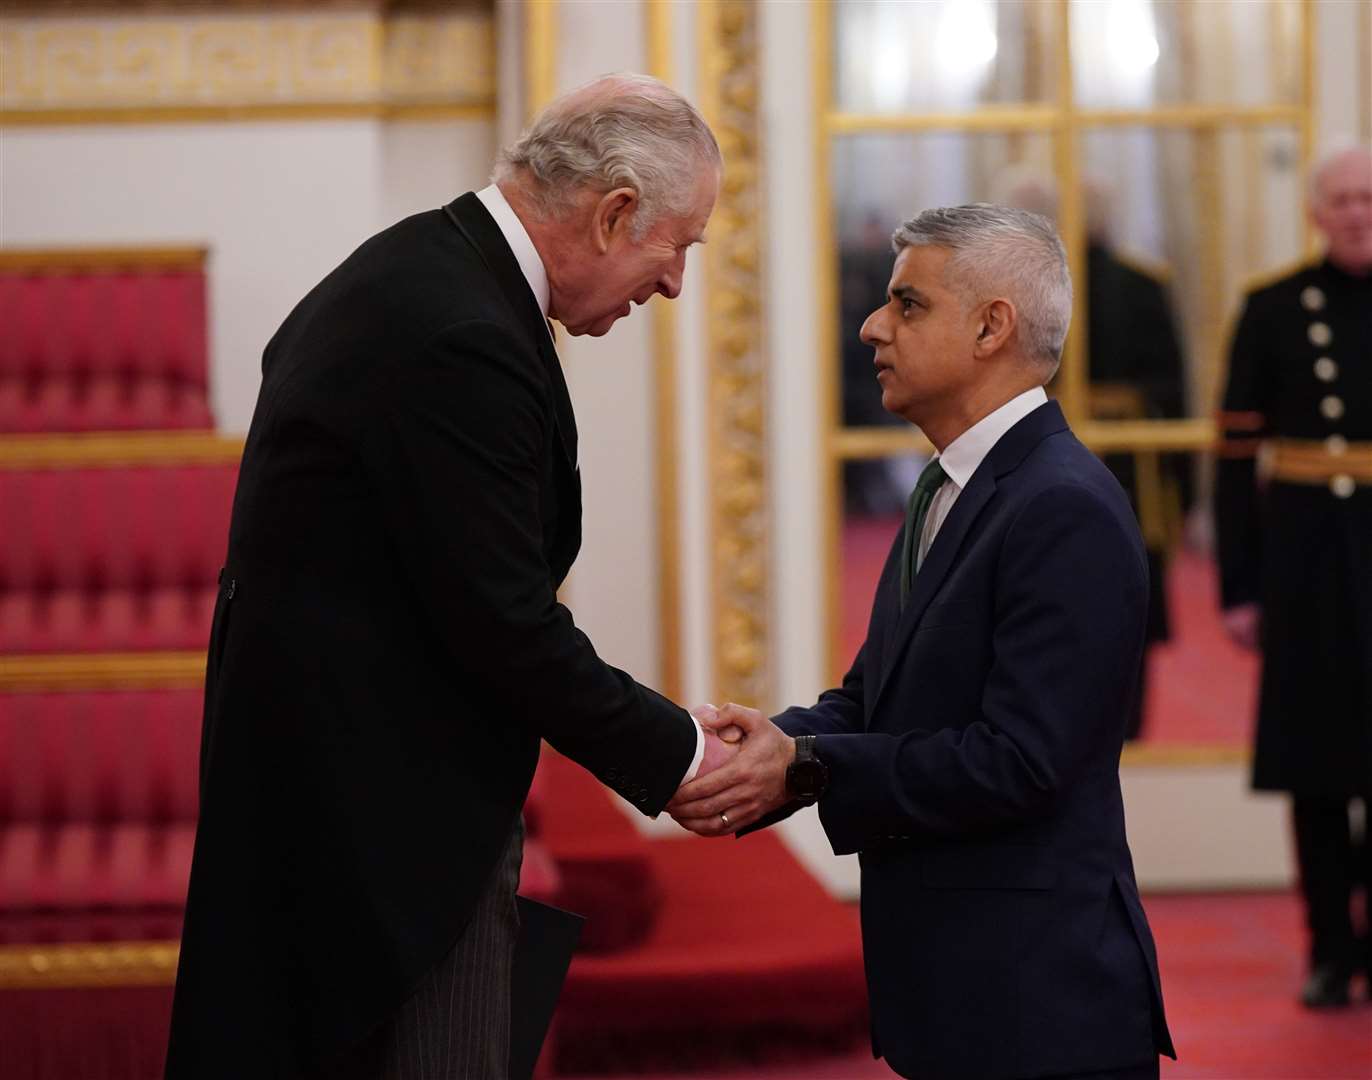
[
  {"xmin": 0, "ymin": 462, "xmax": 237, "ymax": 654},
  {"xmin": 0, "ymin": 249, "xmax": 213, "ymax": 434},
  {"xmin": 0, "ymin": 688, "xmax": 202, "ymax": 945}
]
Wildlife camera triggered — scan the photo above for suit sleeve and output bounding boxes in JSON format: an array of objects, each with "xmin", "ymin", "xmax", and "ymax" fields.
[
  {"xmin": 360, "ymin": 319, "xmax": 696, "ymax": 816},
  {"xmin": 809, "ymin": 483, "xmax": 1149, "ymax": 855},
  {"xmin": 1214, "ymin": 295, "xmax": 1270, "ymax": 610},
  {"xmin": 737, "ymin": 642, "xmax": 868, "ymax": 836}
]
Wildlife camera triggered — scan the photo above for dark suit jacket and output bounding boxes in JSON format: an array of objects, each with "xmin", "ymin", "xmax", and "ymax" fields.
[
  {"xmin": 165, "ymin": 194, "xmax": 697, "ymax": 1078},
  {"xmin": 761, "ymin": 402, "xmax": 1175, "ymax": 1080}
]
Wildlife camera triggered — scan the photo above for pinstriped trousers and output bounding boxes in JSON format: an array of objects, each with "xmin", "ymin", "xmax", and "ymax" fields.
[{"xmin": 330, "ymin": 820, "xmax": 524, "ymax": 1080}]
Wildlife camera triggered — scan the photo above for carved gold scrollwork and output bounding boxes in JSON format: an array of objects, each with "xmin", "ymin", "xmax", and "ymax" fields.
[
  {"xmin": 0, "ymin": 11, "xmax": 493, "ymax": 123},
  {"xmin": 701, "ymin": 0, "xmax": 768, "ymax": 707}
]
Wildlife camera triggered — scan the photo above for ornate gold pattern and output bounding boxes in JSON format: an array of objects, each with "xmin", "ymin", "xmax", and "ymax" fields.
[
  {"xmin": 0, "ymin": 940, "xmax": 179, "ymax": 989},
  {"xmin": 0, "ymin": 10, "xmax": 493, "ymax": 123},
  {"xmin": 700, "ymin": 0, "xmax": 768, "ymax": 709}
]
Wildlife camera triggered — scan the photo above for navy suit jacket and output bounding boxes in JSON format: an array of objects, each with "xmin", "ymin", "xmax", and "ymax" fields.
[{"xmin": 765, "ymin": 401, "xmax": 1175, "ymax": 1080}]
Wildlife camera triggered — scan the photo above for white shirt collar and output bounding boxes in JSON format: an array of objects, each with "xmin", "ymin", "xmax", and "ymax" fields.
[
  {"xmin": 475, "ymin": 184, "xmax": 550, "ymax": 318},
  {"xmin": 934, "ymin": 387, "xmax": 1049, "ymax": 490}
]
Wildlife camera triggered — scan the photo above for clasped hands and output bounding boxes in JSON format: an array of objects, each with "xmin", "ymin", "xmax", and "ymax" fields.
[{"xmin": 669, "ymin": 703, "xmax": 795, "ymax": 837}]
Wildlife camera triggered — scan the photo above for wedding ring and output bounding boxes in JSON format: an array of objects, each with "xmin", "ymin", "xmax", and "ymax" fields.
[{"xmin": 720, "ymin": 811, "xmax": 730, "ymax": 827}]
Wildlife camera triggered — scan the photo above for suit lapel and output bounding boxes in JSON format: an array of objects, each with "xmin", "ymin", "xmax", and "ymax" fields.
[
  {"xmin": 443, "ymin": 194, "xmax": 577, "ymax": 468},
  {"xmin": 869, "ymin": 400, "xmax": 1069, "ymax": 715},
  {"xmin": 871, "ymin": 469, "xmax": 996, "ymax": 713}
]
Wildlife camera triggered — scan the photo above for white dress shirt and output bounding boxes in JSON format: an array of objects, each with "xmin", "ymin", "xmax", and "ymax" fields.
[
  {"xmin": 474, "ymin": 185, "xmax": 708, "ymax": 786},
  {"xmin": 918, "ymin": 387, "xmax": 1049, "ymax": 566}
]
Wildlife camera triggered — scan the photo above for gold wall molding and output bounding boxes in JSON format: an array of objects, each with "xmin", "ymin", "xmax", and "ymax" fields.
[
  {"xmin": 0, "ymin": 244, "xmax": 206, "ymax": 270},
  {"xmin": 0, "ymin": 939, "xmax": 179, "ymax": 989},
  {"xmin": 647, "ymin": 0, "xmax": 682, "ymax": 705},
  {"xmin": 0, "ymin": 431, "xmax": 245, "ymax": 468},
  {"xmin": 0, "ymin": 651, "xmax": 207, "ymax": 692},
  {"xmin": 700, "ymin": 0, "xmax": 768, "ymax": 709},
  {"xmin": 0, "ymin": 9, "xmax": 493, "ymax": 124}
]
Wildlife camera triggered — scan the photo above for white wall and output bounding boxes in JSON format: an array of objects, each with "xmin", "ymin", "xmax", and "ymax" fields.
[
  {"xmin": 550, "ymin": 0, "xmax": 664, "ymax": 689},
  {"xmin": 1, "ymin": 118, "xmax": 494, "ymax": 434}
]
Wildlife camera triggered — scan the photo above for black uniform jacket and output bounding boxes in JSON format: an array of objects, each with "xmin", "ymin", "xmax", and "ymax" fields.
[
  {"xmin": 751, "ymin": 403, "xmax": 1175, "ymax": 1080},
  {"xmin": 165, "ymin": 194, "xmax": 697, "ymax": 1077},
  {"xmin": 1215, "ymin": 258, "xmax": 1372, "ymax": 797}
]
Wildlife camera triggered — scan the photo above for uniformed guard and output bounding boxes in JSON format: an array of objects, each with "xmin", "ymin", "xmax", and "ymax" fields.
[{"xmin": 1215, "ymin": 145, "xmax": 1372, "ymax": 1009}]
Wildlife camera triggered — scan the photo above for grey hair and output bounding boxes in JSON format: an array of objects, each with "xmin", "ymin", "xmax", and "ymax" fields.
[
  {"xmin": 493, "ymin": 73, "xmax": 721, "ymax": 240},
  {"xmin": 892, "ymin": 204, "xmax": 1073, "ymax": 371},
  {"xmin": 1309, "ymin": 141, "xmax": 1372, "ymax": 206}
]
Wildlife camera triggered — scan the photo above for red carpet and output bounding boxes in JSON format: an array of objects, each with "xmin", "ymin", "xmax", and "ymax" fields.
[
  {"xmin": 564, "ymin": 891, "xmax": 1372, "ymax": 1080},
  {"xmin": 841, "ymin": 520, "xmax": 1258, "ymax": 746}
]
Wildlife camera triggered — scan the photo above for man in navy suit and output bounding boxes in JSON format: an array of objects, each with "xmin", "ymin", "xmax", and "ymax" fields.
[{"xmin": 671, "ymin": 205, "xmax": 1176, "ymax": 1080}]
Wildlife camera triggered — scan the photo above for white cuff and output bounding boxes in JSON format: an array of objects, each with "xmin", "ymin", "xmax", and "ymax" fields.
[{"xmin": 680, "ymin": 717, "xmax": 707, "ymax": 786}]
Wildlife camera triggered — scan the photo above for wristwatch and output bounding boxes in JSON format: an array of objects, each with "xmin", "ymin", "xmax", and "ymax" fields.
[{"xmin": 785, "ymin": 735, "xmax": 830, "ymax": 804}]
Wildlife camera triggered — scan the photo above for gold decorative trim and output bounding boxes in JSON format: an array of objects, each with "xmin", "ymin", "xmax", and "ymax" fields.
[
  {"xmin": 1077, "ymin": 419, "xmax": 1217, "ymax": 453},
  {"xmin": 0, "ymin": 431, "xmax": 244, "ymax": 469},
  {"xmin": 0, "ymin": 651, "xmax": 207, "ymax": 692},
  {"xmin": 523, "ymin": 0, "xmax": 556, "ymax": 121},
  {"xmin": 1076, "ymin": 104, "xmax": 1305, "ymax": 128},
  {"xmin": 1120, "ymin": 743, "xmax": 1250, "ymax": 768},
  {"xmin": 0, "ymin": 940, "xmax": 179, "ymax": 990},
  {"xmin": 1053, "ymin": 0, "xmax": 1087, "ymax": 429},
  {"xmin": 831, "ymin": 427, "xmax": 933, "ymax": 461},
  {"xmin": 0, "ymin": 101, "xmax": 495, "ymax": 126},
  {"xmin": 701, "ymin": 0, "xmax": 768, "ymax": 709},
  {"xmin": 0, "ymin": 10, "xmax": 494, "ymax": 126},
  {"xmin": 814, "ymin": 0, "xmax": 842, "ymax": 678},
  {"xmin": 647, "ymin": 1, "xmax": 682, "ymax": 704},
  {"xmin": 0, "ymin": 245, "xmax": 206, "ymax": 271},
  {"xmin": 828, "ymin": 105, "xmax": 1059, "ymax": 134}
]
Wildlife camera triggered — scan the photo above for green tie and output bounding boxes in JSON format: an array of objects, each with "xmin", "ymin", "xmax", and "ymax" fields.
[{"xmin": 899, "ymin": 458, "xmax": 949, "ymax": 609}]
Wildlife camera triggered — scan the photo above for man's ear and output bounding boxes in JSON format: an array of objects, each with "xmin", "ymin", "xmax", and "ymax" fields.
[
  {"xmin": 592, "ymin": 187, "xmax": 639, "ymax": 253},
  {"xmin": 973, "ymin": 297, "xmax": 1017, "ymax": 357}
]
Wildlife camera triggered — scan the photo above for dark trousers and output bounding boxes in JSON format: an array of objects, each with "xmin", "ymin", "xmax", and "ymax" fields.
[
  {"xmin": 1293, "ymin": 796, "xmax": 1370, "ymax": 971},
  {"xmin": 329, "ymin": 820, "xmax": 524, "ymax": 1080}
]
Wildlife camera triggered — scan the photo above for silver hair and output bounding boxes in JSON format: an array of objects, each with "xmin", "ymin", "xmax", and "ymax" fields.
[
  {"xmin": 493, "ymin": 73, "xmax": 721, "ymax": 240},
  {"xmin": 1308, "ymin": 141, "xmax": 1372, "ymax": 206},
  {"xmin": 892, "ymin": 204, "xmax": 1073, "ymax": 371}
]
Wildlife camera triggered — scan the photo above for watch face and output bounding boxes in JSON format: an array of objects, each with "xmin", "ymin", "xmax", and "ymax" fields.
[{"xmin": 788, "ymin": 760, "xmax": 827, "ymax": 799}]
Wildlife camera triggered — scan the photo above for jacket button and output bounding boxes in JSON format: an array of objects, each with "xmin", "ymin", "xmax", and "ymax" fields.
[{"xmin": 1330, "ymin": 474, "xmax": 1355, "ymax": 499}]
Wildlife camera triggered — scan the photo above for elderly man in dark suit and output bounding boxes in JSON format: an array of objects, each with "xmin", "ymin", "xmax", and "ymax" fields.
[
  {"xmin": 672, "ymin": 205, "xmax": 1175, "ymax": 1080},
  {"xmin": 166, "ymin": 75, "xmax": 737, "ymax": 1079}
]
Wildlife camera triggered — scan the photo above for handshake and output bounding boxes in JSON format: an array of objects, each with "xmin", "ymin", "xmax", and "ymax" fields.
[{"xmin": 666, "ymin": 704, "xmax": 796, "ymax": 837}]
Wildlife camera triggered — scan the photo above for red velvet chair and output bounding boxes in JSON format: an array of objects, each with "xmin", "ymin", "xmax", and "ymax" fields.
[
  {"xmin": 0, "ymin": 463, "xmax": 238, "ymax": 655},
  {"xmin": 0, "ymin": 250, "xmax": 213, "ymax": 434}
]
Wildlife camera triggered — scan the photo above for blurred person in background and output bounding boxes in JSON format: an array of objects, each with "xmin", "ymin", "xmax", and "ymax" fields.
[{"xmin": 1215, "ymin": 144, "xmax": 1372, "ymax": 1009}]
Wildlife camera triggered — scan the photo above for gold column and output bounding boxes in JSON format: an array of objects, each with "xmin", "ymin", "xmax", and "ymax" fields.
[
  {"xmin": 647, "ymin": 0, "xmax": 683, "ymax": 703},
  {"xmin": 699, "ymin": 0, "xmax": 769, "ymax": 709},
  {"xmin": 1299, "ymin": 0, "xmax": 1317, "ymax": 255},
  {"xmin": 814, "ymin": 0, "xmax": 846, "ymax": 681},
  {"xmin": 1053, "ymin": 0, "xmax": 1086, "ymax": 425},
  {"xmin": 524, "ymin": 0, "xmax": 557, "ymax": 120}
]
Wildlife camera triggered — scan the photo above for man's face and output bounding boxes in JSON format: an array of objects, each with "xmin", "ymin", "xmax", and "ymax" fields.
[
  {"xmin": 859, "ymin": 245, "xmax": 980, "ymax": 424},
  {"xmin": 1312, "ymin": 152, "xmax": 1372, "ymax": 272},
  {"xmin": 553, "ymin": 168, "xmax": 718, "ymax": 337}
]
